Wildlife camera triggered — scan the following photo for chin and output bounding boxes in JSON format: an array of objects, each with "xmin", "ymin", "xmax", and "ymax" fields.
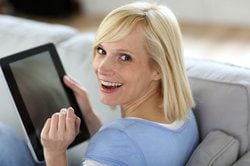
[{"xmin": 100, "ymin": 97, "xmax": 118, "ymax": 106}]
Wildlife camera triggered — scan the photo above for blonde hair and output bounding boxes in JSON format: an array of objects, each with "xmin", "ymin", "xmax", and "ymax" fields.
[{"xmin": 92, "ymin": 2, "xmax": 194, "ymax": 121}]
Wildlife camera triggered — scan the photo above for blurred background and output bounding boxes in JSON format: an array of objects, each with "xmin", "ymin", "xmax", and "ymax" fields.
[{"xmin": 1, "ymin": 0, "xmax": 250, "ymax": 67}]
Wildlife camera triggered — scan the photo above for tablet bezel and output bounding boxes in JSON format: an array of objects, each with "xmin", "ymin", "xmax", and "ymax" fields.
[{"xmin": 0, "ymin": 43, "xmax": 90, "ymax": 162}]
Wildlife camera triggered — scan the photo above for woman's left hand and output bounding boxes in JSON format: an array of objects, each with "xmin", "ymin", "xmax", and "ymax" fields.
[{"xmin": 41, "ymin": 107, "xmax": 81, "ymax": 160}]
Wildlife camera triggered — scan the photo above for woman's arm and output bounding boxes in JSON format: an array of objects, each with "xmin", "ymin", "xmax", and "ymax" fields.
[{"xmin": 63, "ymin": 76, "xmax": 102, "ymax": 136}]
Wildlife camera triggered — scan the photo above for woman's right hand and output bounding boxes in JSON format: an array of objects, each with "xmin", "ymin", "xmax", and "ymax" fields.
[
  {"xmin": 63, "ymin": 75, "xmax": 102, "ymax": 135},
  {"xmin": 41, "ymin": 108, "xmax": 80, "ymax": 166}
]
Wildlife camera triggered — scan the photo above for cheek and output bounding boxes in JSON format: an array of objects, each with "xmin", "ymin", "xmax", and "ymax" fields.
[
  {"xmin": 125, "ymin": 70, "xmax": 152, "ymax": 90},
  {"xmin": 92, "ymin": 59, "xmax": 98, "ymax": 73},
  {"xmin": 121, "ymin": 75, "xmax": 152, "ymax": 102}
]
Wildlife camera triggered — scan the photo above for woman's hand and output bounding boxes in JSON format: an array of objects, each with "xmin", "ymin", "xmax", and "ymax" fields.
[
  {"xmin": 63, "ymin": 76, "xmax": 102, "ymax": 135},
  {"xmin": 41, "ymin": 107, "xmax": 80, "ymax": 166},
  {"xmin": 63, "ymin": 76, "xmax": 92, "ymax": 117}
]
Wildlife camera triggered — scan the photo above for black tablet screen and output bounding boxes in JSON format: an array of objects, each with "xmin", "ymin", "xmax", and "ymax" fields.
[{"xmin": 10, "ymin": 51, "xmax": 70, "ymax": 138}]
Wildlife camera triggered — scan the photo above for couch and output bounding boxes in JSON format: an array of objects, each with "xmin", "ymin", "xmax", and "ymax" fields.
[{"xmin": 0, "ymin": 14, "xmax": 250, "ymax": 165}]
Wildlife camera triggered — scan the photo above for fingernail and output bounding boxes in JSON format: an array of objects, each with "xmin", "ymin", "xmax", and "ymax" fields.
[
  {"xmin": 68, "ymin": 106, "xmax": 73, "ymax": 110},
  {"xmin": 60, "ymin": 108, "xmax": 67, "ymax": 114}
]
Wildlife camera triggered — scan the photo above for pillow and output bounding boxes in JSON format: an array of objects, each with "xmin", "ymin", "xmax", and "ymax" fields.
[{"xmin": 186, "ymin": 130, "xmax": 239, "ymax": 166}]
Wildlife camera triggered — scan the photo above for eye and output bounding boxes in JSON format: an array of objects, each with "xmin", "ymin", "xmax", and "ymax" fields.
[
  {"xmin": 96, "ymin": 46, "xmax": 106, "ymax": 55},
  {"xmin": 120, "ymin": 54, "xmax": 132, "ymax": 62}
]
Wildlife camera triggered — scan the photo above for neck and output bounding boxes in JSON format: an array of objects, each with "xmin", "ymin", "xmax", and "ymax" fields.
[{"xmin": 121, "ymin": 81, "xmax": 168, "ymax": 123}]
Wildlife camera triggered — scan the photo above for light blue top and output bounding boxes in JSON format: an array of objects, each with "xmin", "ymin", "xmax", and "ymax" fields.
[{"xmin": 84, "ymin": 110, "xmax": 199, "ymax": 166}]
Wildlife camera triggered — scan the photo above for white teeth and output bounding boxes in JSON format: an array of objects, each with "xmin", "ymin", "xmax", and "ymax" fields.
[{"xmin": 100, "ymin": 80, "xmax": 122, "ymax": 87}]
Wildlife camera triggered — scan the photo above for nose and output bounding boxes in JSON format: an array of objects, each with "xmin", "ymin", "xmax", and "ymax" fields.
[{"xmin": 94, "ymin": 54, "xmax": 116, "ymax": 76}]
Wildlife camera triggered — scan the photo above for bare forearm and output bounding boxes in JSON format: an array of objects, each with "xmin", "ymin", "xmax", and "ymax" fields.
[{"xmin": 44, "ymin": 150, "xmax": 67, "ymax": 166}]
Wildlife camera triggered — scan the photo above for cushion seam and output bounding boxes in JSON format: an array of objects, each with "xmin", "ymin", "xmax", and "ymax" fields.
[
  {"xmin": 189, "ymin": 76, "xmax": 250, "ymax": 88},
  {"xmin": 208, "ymin": 137, "xmax": 238, "ymax": 165}
]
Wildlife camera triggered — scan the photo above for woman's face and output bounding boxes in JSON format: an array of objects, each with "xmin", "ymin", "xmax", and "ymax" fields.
[{"xmin": 92, "ymin": 24, "xmax": 160, "ymax": 106}]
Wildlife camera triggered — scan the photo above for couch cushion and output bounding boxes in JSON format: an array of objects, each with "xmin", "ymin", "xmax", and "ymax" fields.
[
  {"xmin": 0, "ymin": 14, "xmax": 78, "ymax": 57},
  {"xmin": 186, "ymin": 58, "xmax": 250, "ymax": 155},
  {"xmin": 186, "ymin": 130, "xmax": 239, "ymax": 166},
  {"xmin": 233, "ymin": 151, "xmax": 250, "ymax": 166}
]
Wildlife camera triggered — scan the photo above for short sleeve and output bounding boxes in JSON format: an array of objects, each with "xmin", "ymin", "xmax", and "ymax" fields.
[{"xmin": 84, "ymin": 128, "xmax": 146, "ymax": 166}]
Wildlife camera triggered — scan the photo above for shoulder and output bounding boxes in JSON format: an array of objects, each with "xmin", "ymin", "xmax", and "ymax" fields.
[
  {"xmin": 84, "ymin": 119, "xmax": 146, "ymax": 165},
  {"xmin": 86, "ymin": 118, "xmax": 142, "ymax": 152},
  {"xmin": 88, "ymin": 119, "xmax": 137, "ymax": 149},
  {"xmin": 100, "ymin": 118, "xmax": 137, "ymax": 130}
]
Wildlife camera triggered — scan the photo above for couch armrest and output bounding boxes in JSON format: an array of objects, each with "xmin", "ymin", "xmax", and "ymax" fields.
[
  {"xmin": 186, "ymin": 130, "xmax": 239, "ymax": 166},
  {"xmin": 233, "ymin": 151, "xmax": 250, "ymax": 166}
]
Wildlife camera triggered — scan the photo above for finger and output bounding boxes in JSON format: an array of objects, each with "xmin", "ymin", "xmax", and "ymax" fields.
[
  {"xmin": 63, "ymin": 76, "xmax": 87, "ymax": 94},
  {"xmin": 67, "ymin": 107, "xmax": 80, "ymax": 133},
  {"xmin": 66, "ymin": 108, "xmax": 76, "ymax": 134},
  {"xmin": 75, "ymin": 117, "xmax": 81, "ymax": 135},
  {"xmin": 63, "ymin": 76, "xmax": 81, "ymax": 90},
  {"xmin": 64, "ymin": 75, "xmax": 80, "ymax": 85},
  {"xmin": 50, "ymin": 113, "xmax": 59, "ymax": 133},
  {"xmin": 41, "ymin": 118, "xmax": 51, "ymax": 139},
  {"xmin": 67, "ymin": 107, "xmax": 75, "ymax": 119},
  {"xmin": 58, "ymin": 109, "xmax": 67, "ymax": 135}
]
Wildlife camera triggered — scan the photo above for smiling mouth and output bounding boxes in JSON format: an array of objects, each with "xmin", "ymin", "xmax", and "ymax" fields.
[{"xmin": 100, "ymin": 80, "xmax": 123, "ymax": 89}]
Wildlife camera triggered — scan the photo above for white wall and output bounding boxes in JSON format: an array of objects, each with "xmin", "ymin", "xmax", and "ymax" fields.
[
  {"xmin": 164, "ymin": 0, "xmax": 250, "ymax": 26},
  {"xmin": 81, "ymin": 0, "xmax": 134, "ymax": 16},
  {"xmin": 81, "ymin": 0, "xmax": 250, "ymax": 26}
]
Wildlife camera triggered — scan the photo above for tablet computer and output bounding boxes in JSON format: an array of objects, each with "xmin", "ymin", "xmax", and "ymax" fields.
[{"xmin": 0, "ymin": 43, "xmax": 90, "ymax": 163}]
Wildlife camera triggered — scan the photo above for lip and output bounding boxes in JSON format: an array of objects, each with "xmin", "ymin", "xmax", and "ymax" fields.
[{"xmin": 100, "ymin": 85, "xmax": 119, "ymax": 94}]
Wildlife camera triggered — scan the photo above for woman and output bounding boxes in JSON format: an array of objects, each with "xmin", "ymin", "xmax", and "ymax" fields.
[{"xmin": 41, "ymin": 2, "xmax": 199, "ymax": 166}]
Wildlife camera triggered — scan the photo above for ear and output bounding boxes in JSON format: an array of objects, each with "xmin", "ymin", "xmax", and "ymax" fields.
[{"xmin": 152, "ymin": 70, "xmax": 161, "ymax": 81}]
